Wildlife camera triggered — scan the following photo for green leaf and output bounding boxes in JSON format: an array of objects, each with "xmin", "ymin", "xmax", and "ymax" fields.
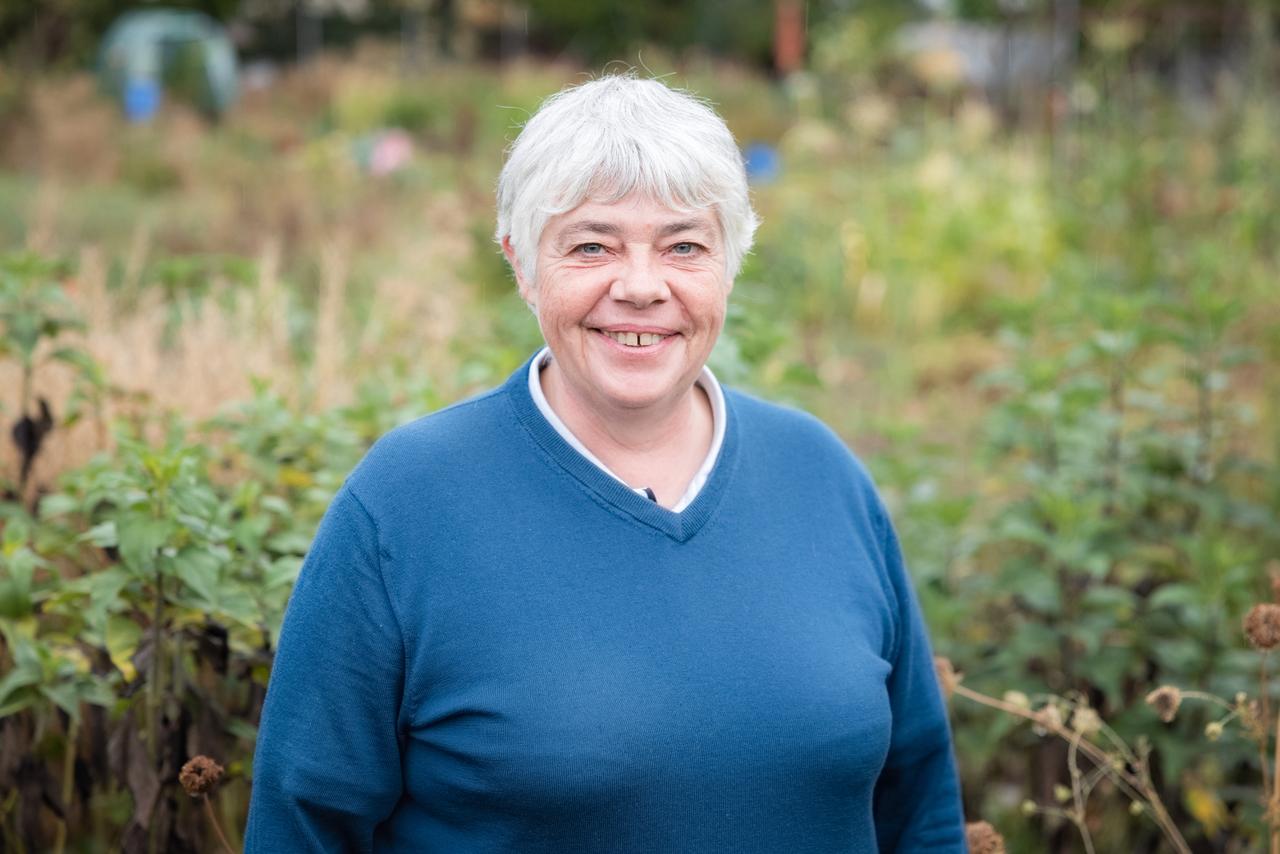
[
  {"xmin": 1014, "ymin": 572, "xmax": 1061, "ymax": 615},
  {"xmin": 38, "ymin": 493, "xmax": 79, "ymax": 518},
  {"xmin": 0, "ymin": 658, "xmax": 41, "ymax": 707},
  {"xmin": 0, "ymin": 548, "xmax": 42, "ymax": 619},
  {"xmin": 80, "ymin": 521, "xmax": 118, "ymax": 548},
  {"xmin": 39, "ymin": 682, "xmax": 83, "ymax": 720},
  {"xmin": 1149, "ymin": 583, "xmax": 1201, "ymax": 611},
  {"xmin": 260, "ymin": 496, "xmax": 292, "ymax": 516},
  {"xmin": 225, "ymin": 717, "xmax": 258, "ymax": 742},
  {"xmin": 47, "ymin": 346, "xmax": 98, "ymax": 375},
  {"xmin": 105, "ymin": 616, "xmax": 142, "ymax": 682},
  {"xmin": 213, "ymin": 584, "xmax": 260, "ymax": 627},
  {"xmin": 263, "ymin": 555, "xmax": 302, "ymax": 589},
  {"xmin": 117, "ymin": 514, "xmax": 175, "ymax": 573},
  {"xmin": 58, "ymin": 566, "xmax": 130, "ymax": 641},
  {"xmin": 266, "ymin": 532, "xmax": 313, "ymax": 555},
  {"xmin": 0, "ymin": 692, "xmax": 39, "ymax": 718},
  {"xmin": 1082, "ymin": 584, "xmax": 1137, "ymax": 619},
  {"xmin": 174, "ymin": 547, "xmax": 223, "ymax": 606},
  {"xmin": 81, "ymin": 680, "xmax": 117, "ymax": 709}
]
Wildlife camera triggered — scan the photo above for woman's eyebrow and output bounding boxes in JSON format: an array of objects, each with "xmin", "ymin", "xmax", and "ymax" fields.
[
  {"xmin": 658, "ymin": 220, "xmax": 717, "ymax": 241},
  {"xmin": 558, "ymin": 221, "xmax": 622, "ymax": 242},
  {"xmin": 555, "ymin": 219, "xmax": 718, "ymax": 246}
]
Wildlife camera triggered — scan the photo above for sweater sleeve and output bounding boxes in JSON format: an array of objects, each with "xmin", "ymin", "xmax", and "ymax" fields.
[
  {"xmin": 246, "ymin": 485, "xmax": 406, "ymax": 853},
  {"xmin": 871, "ymin": 503, "xmax": 967, "ymax": 852}
]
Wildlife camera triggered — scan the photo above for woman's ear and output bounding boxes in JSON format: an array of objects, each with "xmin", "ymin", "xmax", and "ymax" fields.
[{"xmin": 501, "ymin": 236, "xmax": 535, "ymax": 308}]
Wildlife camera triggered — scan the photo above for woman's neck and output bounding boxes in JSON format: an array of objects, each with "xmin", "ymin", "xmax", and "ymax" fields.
[{"xmin": 540, "ymin": 360, "xmax": 713, "ymax": 507}]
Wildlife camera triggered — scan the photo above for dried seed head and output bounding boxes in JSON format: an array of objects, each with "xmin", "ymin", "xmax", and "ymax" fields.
[
  {"xmin": 1205, "ymin": 721, "xmax": 1224, "ymax": 741},
  {"xmin": 1145, "ymin": 686, "xmax": 1182, "ymax": 723},
  {"xmin": 1033, "ymin": 704, "xmax": 1063, "ymax": 732},
  {"xmin": 1245, "ymin": 603, "xmax": 1280, "ymax": 651},
  {"xmin": 1002, "ymin": 690, "xmax": 1030, "ymax": 710},
  {"xmin": 1072, "ymin": 707, "xmax": 1102, "ymax": 735},
  {"xmin": 179, "ymin": 755, "xmax": 224, "ymax": 798},
  {"xmin": 934, "ymin": 657, "xmax": 961, "ymax": 701},
  {"xmin": 965, "ymin": 821, "xmax": 1006, "ymax": 854}
]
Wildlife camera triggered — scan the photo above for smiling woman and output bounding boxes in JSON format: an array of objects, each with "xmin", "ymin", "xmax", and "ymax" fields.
[{"xmin": 246, "ymin": 74, "xmax": 967, "ymax": 853}]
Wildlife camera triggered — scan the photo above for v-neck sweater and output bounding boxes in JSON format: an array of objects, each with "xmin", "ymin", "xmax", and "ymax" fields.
[
  {"xmin": 526, "ymin": 345, "xmax": 725, "ymax": 511},
  {"xmin": 246, "ymin": 354, "xmax": 966, "ymax": 853}
]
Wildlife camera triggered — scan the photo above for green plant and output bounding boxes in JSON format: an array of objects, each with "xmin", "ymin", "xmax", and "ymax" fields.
[
  {"xmin": 0, "ymin": 253, "xmax": 103, "ymax": 495},
  {"xmin": 942, "ymin": 590, "xmax": 1280, "ymax": 853},
  {"xmin": 7, "ymin": 409, "xmax": 331, "ymax": 851}
]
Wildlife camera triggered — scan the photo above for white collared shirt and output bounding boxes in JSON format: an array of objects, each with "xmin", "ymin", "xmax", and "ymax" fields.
[{"xmin": 527, "ymin": 346, "xmax": 726, "ymax": 512}]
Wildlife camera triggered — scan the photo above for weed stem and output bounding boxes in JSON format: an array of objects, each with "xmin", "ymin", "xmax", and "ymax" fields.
[
  {"xmin": 952, "ymin": 682, "xmax": 1191, "ymax": 853},
  {"xmin": 202, "ymin": 796, "xmax": 235, "ymax": 854}
]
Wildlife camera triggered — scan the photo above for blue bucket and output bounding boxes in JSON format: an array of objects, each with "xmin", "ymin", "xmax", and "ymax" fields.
[{"xmin": 123, "ymin": 77, "xmax": 162, "ymax": 122}]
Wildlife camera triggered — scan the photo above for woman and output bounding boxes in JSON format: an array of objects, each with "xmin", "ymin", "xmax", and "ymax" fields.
[{"xmin": 246, "ymin": 75, "xmax": 965, "ymax": 852}]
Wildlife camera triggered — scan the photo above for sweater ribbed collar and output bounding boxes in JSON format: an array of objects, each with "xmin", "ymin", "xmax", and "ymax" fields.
[{"xmin": 504, "ymin": 351, "xmax": 737, "ymax": 543}]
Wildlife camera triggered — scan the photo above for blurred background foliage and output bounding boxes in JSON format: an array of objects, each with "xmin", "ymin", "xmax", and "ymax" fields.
[{"xmin": 0, "ymin": 0, "xmax": 1279, "ymax": 851}]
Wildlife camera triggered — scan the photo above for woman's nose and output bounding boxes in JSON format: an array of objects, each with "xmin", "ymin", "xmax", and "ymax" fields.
[{"xmin": 609, "ymin": 254, "xmax": 670, "ymax": 308}]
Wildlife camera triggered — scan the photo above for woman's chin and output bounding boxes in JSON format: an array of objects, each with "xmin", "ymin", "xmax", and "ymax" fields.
[{"xmin": 592, "ymin": 378, "xmax": 683, "ymax": 413}]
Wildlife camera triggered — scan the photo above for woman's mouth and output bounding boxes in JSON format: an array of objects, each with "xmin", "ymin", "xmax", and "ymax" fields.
[{"xmin": 594, "ymin": 329, "xmax": 674, "ymax": 348}]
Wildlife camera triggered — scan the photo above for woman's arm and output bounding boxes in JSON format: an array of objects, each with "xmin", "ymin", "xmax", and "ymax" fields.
[
  {"xmin": 245, "ymin": 485, "xmax": 406, "ymax": 852},
  {"xmin": 871, "ymin": 504, "xmax": 967, "ymax": 852}
]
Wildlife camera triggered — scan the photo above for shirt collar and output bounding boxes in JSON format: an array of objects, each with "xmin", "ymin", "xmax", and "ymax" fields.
[{"xmin": 526, "ymin": 346, "xmax": 726, "ymax": 512}]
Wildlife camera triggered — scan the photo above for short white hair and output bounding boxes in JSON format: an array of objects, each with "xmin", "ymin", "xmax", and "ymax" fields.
[{"xmin": 495, "ymin": 74, "xmax": 759, "ymax": 287}]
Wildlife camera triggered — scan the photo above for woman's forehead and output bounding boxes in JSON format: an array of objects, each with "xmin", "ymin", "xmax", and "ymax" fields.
[{"xmin": 545, "ymin": 196, "xmax": 720, "ymax": 242}]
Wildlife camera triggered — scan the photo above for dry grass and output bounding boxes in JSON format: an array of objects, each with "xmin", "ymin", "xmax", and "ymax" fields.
[
  {"xmin": 5, "ymin": 74, "xmax": 122, "ymax": 181},
  {"xmin": 0, "ymin": 61, "xmax": 491, "ymax": 492},
  {"xmin": 1, "ymin": 209, "xmax": 475, "ymax": 495}
]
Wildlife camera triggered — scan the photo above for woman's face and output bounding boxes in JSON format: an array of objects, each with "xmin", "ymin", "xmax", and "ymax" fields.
[{"xmin": 506, "ymin": 194, "xmax": 730, "ymax": 419}]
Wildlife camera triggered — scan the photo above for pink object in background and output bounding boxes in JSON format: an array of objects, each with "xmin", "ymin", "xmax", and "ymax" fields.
[{"xmin": 369, "ymin": 129, "xmax": 414, "ymax": 176}]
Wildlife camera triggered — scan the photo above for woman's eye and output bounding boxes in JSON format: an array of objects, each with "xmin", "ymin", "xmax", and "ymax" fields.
[
  {"xmin": 672, "ymin": 242, "xmax": 701, "ymax": 256},
  {"xmin": 576, "ymin": 243, "xmax": 605, "ymax": 256}
]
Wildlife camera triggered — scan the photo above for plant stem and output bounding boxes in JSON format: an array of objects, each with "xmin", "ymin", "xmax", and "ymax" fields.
[
  {"xmin": 1067, "ymin": 732, "xmax": 1097, "ymax": 854},
  {"xmin": 952, "ymin": 683, "xmax": 1192, "ymax": 854},
  {"xmin": 202, "ymin": 796, "xmax": 235, "ymax": 854},
  {"xmin": 16, "ymin": 363, "xmax": 34, "ymax": 493},
  {"xmin": 955, "ymin": 685, "xmax": 1117, "ymax": 774},
  {"xmin": 1074, "ymin": 814, "xmax": 1097, "ymax": 854},
  {"xmin": 1263, "ymin": 655, "xmax": 1274, "ymax": 803},
  {"xmin": 1180, "ymin": 690, "xmax": 1236, "ymax": 712},
  {"xmin": 1135, "ymin": 754, "xmax": 1189, "ymax": 854},
  {"xmin": 19, "ymin": 362, "xmax": 32, "ymax": 426},
  {"xmin": 51, "ymin": 714, "xmax": 78, "ymax": 854},
  {"xmin": 147, "ymin": 569, "xmax": 164, "ymax": 764},
  {"xmin": 147, "ymin": 569, "xmax": 165, "ymax": 854},
  {"xmin": 1272, "ymin": 686, "xmax": 1280, "ymax": 852}
]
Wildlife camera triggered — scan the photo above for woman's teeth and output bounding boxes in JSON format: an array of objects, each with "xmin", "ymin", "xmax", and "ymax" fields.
[{"xmin": 602, "ymin": 331, "xmax": 668, "ymax": 347}]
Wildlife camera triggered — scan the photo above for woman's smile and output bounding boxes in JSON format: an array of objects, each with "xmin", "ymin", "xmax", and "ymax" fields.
[{"xmin": 593, "ymin": 328, "xmax": 676, "ymax": 348}]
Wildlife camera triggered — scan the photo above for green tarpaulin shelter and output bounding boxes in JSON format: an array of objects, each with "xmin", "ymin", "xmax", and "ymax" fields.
[{"xmin": 98, "ymin": 9, "xmax": 239, "ymax": 119}]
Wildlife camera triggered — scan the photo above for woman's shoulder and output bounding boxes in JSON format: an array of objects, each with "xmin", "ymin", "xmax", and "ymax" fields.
[
  {"xmin": 342, "ymin": 384, "xmax": 517, "ymax": 508},
  {"xmin": 723, "ymin": 386, "xmax": 878, "ymax": 490}
]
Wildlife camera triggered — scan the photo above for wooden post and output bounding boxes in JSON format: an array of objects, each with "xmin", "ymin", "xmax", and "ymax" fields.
[{"xmin": 774, "ymin": 0, "xmax": 805, "ymax": 75}]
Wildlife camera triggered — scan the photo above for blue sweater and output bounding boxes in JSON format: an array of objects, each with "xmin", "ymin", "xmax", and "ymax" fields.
[{"xmin": 246, "ymin": 355, "xmax": 966, "ymax": 852}]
